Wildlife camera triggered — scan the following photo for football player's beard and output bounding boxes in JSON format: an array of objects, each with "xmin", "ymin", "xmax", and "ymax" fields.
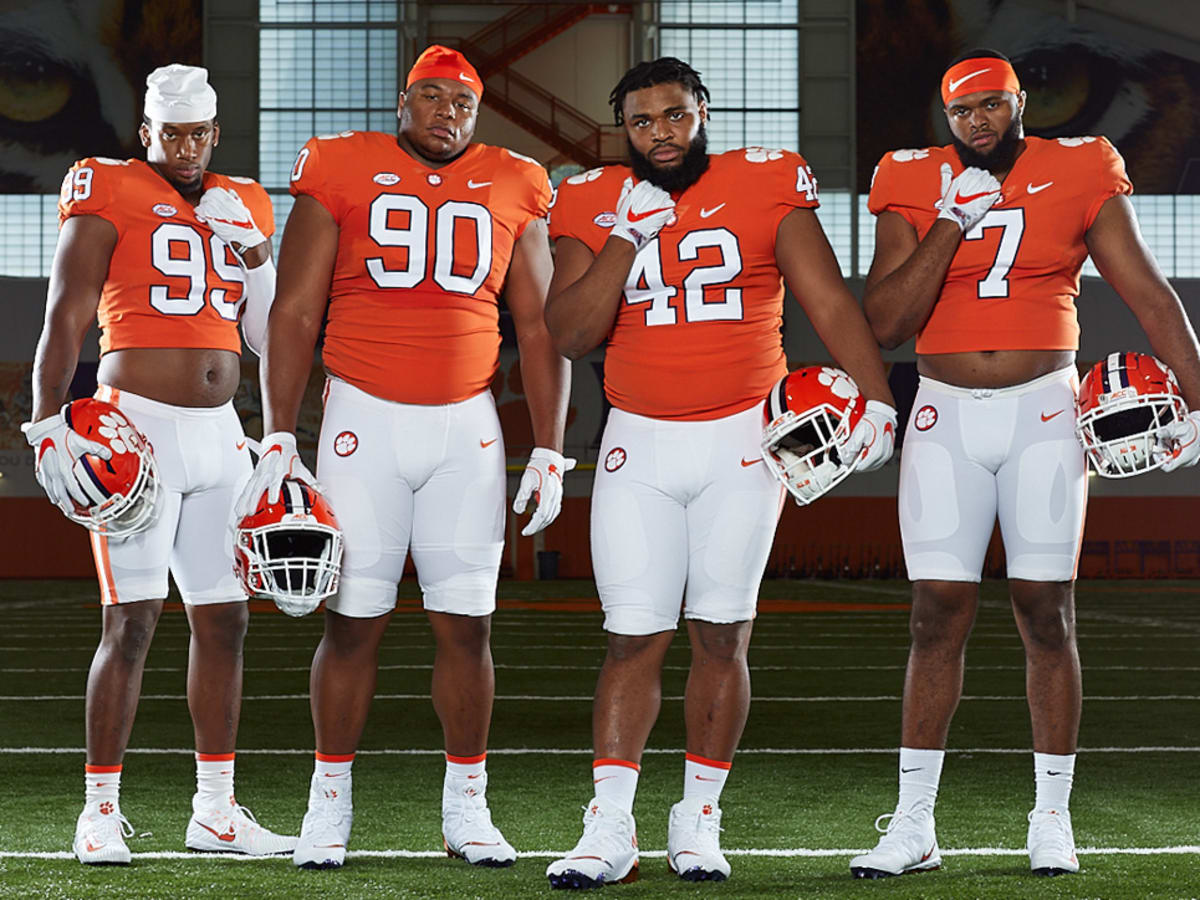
[
  {"xmin": 628, "ymin": 125, "xmax": 710, "ymax": 193},
  {"xmin": 952, "ymin": 111, "xmax": 1023, "ymax": 174}
]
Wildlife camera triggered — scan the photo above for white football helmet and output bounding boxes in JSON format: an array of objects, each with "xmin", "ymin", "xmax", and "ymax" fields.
[
  {"xmin": 233, "ymin": 478, "xmax": 343, "ymax": 616},
  {"xmin": 63, "ymin": 398, "xmax": 160, "ymax": 537},
  {"xmin": 761, "ymin": 366, "xmax": 864, "ymax": 505},
  {"xmin": 1076, "ymin": 352, "xmax": 1188, "ymax": 478}
]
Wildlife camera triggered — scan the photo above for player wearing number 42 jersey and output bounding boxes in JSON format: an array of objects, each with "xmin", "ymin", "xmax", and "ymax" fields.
[
  {"xmin": 247, "ymin": 45, "xmax": 570, "ymax": 870},
  {"xmin": 850, "ymin": 49, "xmax": 1200, "ymax": 881},
  {"xmin": 542, "ymin": 58, "xmax": 896, "ymax": 889},
  {"xmin": 23, "ymin": 64, "xmax": 293, "ymax": 865}
]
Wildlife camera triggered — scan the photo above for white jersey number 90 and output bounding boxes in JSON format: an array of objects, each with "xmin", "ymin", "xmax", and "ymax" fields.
[{"xmin": 366, "ymin": 194, "xmax": 493, "ymax": 295}]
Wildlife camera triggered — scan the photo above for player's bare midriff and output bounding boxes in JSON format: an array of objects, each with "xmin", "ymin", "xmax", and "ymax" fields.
[
  {"xmin": 96, "ymin": 347, "xmax": 241, "ymax": 407},
  {"xmin": 917, "ymin": 348, "xmax": 1076, "ymax": 388}
]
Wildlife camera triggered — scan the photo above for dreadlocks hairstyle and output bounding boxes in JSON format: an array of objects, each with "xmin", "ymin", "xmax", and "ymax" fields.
[{"xmin": 609, "ymin": 57, "xmax": 711, "ymax": 126}]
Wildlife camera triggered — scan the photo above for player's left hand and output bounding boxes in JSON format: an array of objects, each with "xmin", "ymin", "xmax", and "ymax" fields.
[
  {"xmin": 1159, "ymin": 410, "xmax": 1200, "ymax": 472},
  {"xmin": 512, "ymin": 447, "xmax": 577, "ymax": 536},
  {"xmin": 196, "ymin": 186, "xmax": 266, "ymax": 255},
  {"xmin": 838, "ymin": 400, "xmax": 897, "ymax": 472}
]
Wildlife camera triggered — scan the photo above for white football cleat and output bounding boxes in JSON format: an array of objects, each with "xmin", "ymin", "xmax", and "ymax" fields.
[
  {"xmin": 546, "ymin": 798, "xmax": 639, "ymax": 890},
  {"xmin": 73, "ymin": 800, "xmax": 134, "ymax": 865},
  {"xmin": 293, "ymin": 773, "xmax": 354, "ymax": 869},
  {"xmin": 849, "ymin": 801, "xmax": 941, "ymax": 878},
  {"xmin": 1027, "ymin": 807, "xmax": 1080, "ymax": 876},
  {"xmin": 185, "ymin": 795, "xmax": 297, "ymax": 855},
  {"xmin": 442, "ymin": 772, "xmax": 516, "ymax": 867},
  {"xmin": 667, "ymin": 797, "xmax": 730, "ymax": 881}
]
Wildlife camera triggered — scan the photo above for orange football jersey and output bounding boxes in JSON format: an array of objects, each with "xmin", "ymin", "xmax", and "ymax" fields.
[
  {"xmin": 548, "ymin": 148, "xmax": 820, "ymax": 420},
  {"xmin": 58, "ymin": 158, "xmax": 275, "ymax": 355},
  {"xmin": 868, "ymin": 135, "xmax": 1131, "ymax": 354},
  {"xmin": 289, "ymin": 131, "xmax": 552, "ymax": 405}
]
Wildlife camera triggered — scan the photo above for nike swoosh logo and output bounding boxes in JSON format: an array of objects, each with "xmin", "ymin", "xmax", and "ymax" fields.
[
  {"xmin": 593, "ymin": 775, "xmax": 616, "ymax": 783},
  {"xmin": 694, "ymin": 775, "xmax": 721, "ymax": 781},
  {"xmin": 236, "ymin": 440, "xmax": 246, "ymax": 451},
  {"xmin": 921, "ymin": 848, "xmax": 935, "ymax": 862},
  {"xmin": 954, "ymin": 189, "xmax": 995, "ymax": 204},
  {"xmin": 699, "ymin": 203, "xmax": 726, "ymax": 218},
  {"xmin": 1027, "ymin": 181, "xmax": 1054, "ymax": 194},
  {"xmin": 198, "ymin": 822, "xmax": 237, "ymax": 842},
  {"xmin": 627, "ymin": 205, "xmax": 672, "ymax": 223},
  {"xmin": 947, "ymin": 67, "xmax": 991, "ymax": 93},
  {"xmin": 740, "ymin": 457, "xmax": 762, "ymax": 467},
  {"xmin": 458, "ymin": 71, "xmax": 475, "ymax": 83},
  {"xmin": 900, "ymin": 766, "xmax": 923, "ymax": 773},
  {"xmin": 1046, "ymin": 770, "xmax": 1064, "ymax": 776},
  {"xmin": 467, "ymin": 180, "xmax": 491, "ymax": 189},
  {"xmin": 1041, "ymin": 410, "xmax": 1065, "ymax": 422},
  {"xmin": 86, "ymin": 840, "xmax": 104, "ymax": 852},
  {"xmin": 480, "ymin": 438, "xmax": 498, "ymax": 448}
]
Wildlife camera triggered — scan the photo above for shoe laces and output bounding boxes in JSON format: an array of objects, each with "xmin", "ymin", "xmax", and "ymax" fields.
[
  {"xmin": 675, "ymin": 802, "xmax": 723, "ymax": 848},
  {"xmin": 871, "ymin": 803, "xmax": 932, "ymax": 854},
  {"xmin": 575, "ymin": 803, "xmax": 634, "ymax": 857},
  {"xmin": 1028, "ymin": 808, "xmax": 1073, "ymax": 854},
  {"xmin": 86, "ymin": 807, "xmax": 135, "ymax": 844},
  {"xmin": 311, "ymin": 781, "xmax": 350, "ymax": 826}
]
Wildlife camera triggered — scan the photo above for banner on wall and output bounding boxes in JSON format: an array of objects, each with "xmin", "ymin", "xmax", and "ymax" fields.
[
  {"xmin": 0, "ymin": 0, "xmax": 203, "ymax": 193},
  {"xmin": 857, "ymin": 0, "xmax": 1200, "ymax": 193}
]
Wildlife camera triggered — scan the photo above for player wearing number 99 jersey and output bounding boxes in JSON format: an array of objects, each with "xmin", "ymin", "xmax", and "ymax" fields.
[
  {"xmin": 25, "ymin": 64, "xmax": 293, "ymax": 866},
  {"xmin": 543, "ymin": 58, "xmax": 895, "ymax": 889},
  {"xmin": 251, "ymin": 45, "xmax": 570, "ymax": 870},
  {"xmin": 850, "ymin": 49, "xmax": 1200, "ymax": 881}
]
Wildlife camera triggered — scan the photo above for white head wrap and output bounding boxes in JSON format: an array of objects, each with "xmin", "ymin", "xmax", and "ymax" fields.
[{"xmin": 144, "ymin": 64, "xmax": 217, "ymax": 123}]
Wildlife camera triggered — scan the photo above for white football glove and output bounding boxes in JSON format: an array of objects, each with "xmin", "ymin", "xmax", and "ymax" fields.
[
  {"xmin": 837, "ymin": 400, "xmax": 898, "ymax": 473},
  {"xmin": 21, "ymin": 409, "xmax": 112, "ymax": 516},
  {"xmin": 512, "ymin": 447, "xmax": 577, "ymax": 537},
  {"xmin": 233, "ymin": 431, "xmax": 320, "ymax": 519},
  {"xmin": 1158, "ymin": 410, "xmax": 1200, "ymax": 472},
  {"xmin": 936, "ymin": 163, "xmax": 1002, "ymax": 232},
  {"xmin": 195, "ymin": 186, "xmax": 266, "ymax": 255},
  {"xmin": 611, "ymin": 177, "xmax": 675, "ymax": 251}
]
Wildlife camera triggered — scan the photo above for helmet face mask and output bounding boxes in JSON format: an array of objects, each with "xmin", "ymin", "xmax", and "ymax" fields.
[
  {"xmin": 762, "ymin": 366, "xmax": 863, "ymax": 505},
  {"xmin": 234, "ymin": 478, "xmax": 343, "ymax": 616},
  {"xmin": 1076, "ymin": 352, "xmax": 1188, "ymax": 478},
  {"xmin": 63, "ymin": 399, "xmax": 160, "ymax": 538}
]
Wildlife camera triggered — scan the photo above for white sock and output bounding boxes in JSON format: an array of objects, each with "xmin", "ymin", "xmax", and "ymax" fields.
[
  {"xmin": 85, "ymin": 764, "xmax": 121, "ymax": 808},
  {"xmin": 683, "ymin": 753, "xmax": 731, "ymax": 801},
  {"xmin": 195, "ymin": 753, "xmax": 236, "ymax": 808},
  {"xmin": 1033, "ymin": 752, "xmax": 1075, "ymax": 811},
  {"xmin": 897, "ymin": 747, "xmax": 944, "ymax": 812},
  {"xmin": 313, "ymin": 752, "xmax": 354, "ymax": 805},
  {"xmin": 592, "ymin": 759, "xmax": 640, "ymax": 815},
  {"xmin": 445, "ymin": 753, "xmax": 487, "ymax": 781}
]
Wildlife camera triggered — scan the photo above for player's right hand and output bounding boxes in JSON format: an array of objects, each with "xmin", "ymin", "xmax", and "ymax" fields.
[
  {"xmin": 233, "ymin": 431, "xmax": 320, "ymax": 519},
  {"xmin": 936, "ymin": 163, "xmax": 1002, "ymax": 232},
  {"xmin": 196, "ymin": 186, "xmax": 267, "ymax": 256},
  {"xmin": 21, "ymin": 409, "xmax": 112, "ymax": 516},
  {"xmin": 611, "ymin": 177, "xmax": 675, "ymax": 251}
]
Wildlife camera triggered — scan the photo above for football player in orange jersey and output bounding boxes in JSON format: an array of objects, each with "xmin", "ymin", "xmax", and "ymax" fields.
[
  {"xmin": 850, "ymin": 49, "xmax": 1200, "ymax": 880},
  {"xmin": 542, "ymin": 58, "xmax": 896, "ymax": 888},
  {"xmin": 244, "ymin": 45, "xmax": 570, "ymax": 869},
  {"xmin": 21, "ymin": 65, "xmax": 293, "ymax": 865}
]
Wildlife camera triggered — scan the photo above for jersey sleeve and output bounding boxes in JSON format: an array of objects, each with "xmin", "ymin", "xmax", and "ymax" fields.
[
  {"xmin": 288, "ymin": 135, "xmax": 347, "ymax": 222},
  {"xmin": 866, "ymin": 150, "xmax": 931, "ymax": 227},
  {"xmin": 57, "ymin": 158, "xmax": 122, "ymax": 228},
  {"xmin": 771, "ymin": 149, "xmax": 821, "ymax": 213},
  {"xmin": 225, "ymin": 177, "xmax": 276, "ymax": 239},
  {"xmin": 505, "ymin": 151, "xmax": 552, "ymax": 239},
  {"xmin": 1082, "ymin": 136, "xmax": 1133, "ymax": 231},
  {"xmin": 547, "ymin": 167, "xmax": 620, "ymax": 254}
]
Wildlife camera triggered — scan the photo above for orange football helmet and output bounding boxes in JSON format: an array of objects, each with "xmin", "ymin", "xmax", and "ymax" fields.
[
  {"xmin": 234, "ymin": 478, "xmax": 343, "ymax": 616},
  {"xmin": 1075, "ymin": 352, "xmax": 1188, "ymax": 478},
  {"xmin": 761, "ymin": 366, "xmax": 864, "ymax": 504},
  {"xmin": 62, "ymin": 398, "xmax": 159, "ymax": 537}
]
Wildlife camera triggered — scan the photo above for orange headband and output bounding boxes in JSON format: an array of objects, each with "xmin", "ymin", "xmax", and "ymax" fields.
[
  {"xmin": 406, "ymin": 44, "xmax": 482, "ymax": 100},
  {"xmin": 941, "ymin": 58, "xmax": 1020, "ymax": 105}
]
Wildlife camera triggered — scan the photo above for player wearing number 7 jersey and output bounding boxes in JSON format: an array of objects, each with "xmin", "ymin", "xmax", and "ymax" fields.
[
  {"xmin": 25, "ymin": 64, "xmax": 294, "ymax": 865},
  {"xmin": 253, "ymin": 45, "xmax": 570, "ymax": 869},
  {"xmin": 852, "ymin": 49, "xmax": 1200, "ymax": 880},
  {"xmin": 543, "ymin": 58, "xmax": 895, "ymax": 889}
]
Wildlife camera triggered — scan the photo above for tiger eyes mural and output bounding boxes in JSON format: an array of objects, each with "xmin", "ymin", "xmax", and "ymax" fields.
[{"xmin": 859, "ymin": 0, "xmax": 1200, "ymax": 193}]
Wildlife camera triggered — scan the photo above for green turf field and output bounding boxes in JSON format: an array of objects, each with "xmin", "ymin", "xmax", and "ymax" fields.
[{"xmin": 1, "ymin": 578, "xmax": 1198, "ymax": 898}]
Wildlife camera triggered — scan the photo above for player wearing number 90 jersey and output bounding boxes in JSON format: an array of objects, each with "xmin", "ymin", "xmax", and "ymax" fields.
[
  {"xmin": 254, "ymin": 45, "xmax": 570, "ymax": 871},
  {"xmin": 542, "ymin": 58, "xmax": 895, "ymax": 889},
  {"xmin": 850, "ymin": 49, "xmax": 1200, "ymax": 881},
  {"xmin": 288, "ymin": 129, "xmax": 549, "ymax": 403}
]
